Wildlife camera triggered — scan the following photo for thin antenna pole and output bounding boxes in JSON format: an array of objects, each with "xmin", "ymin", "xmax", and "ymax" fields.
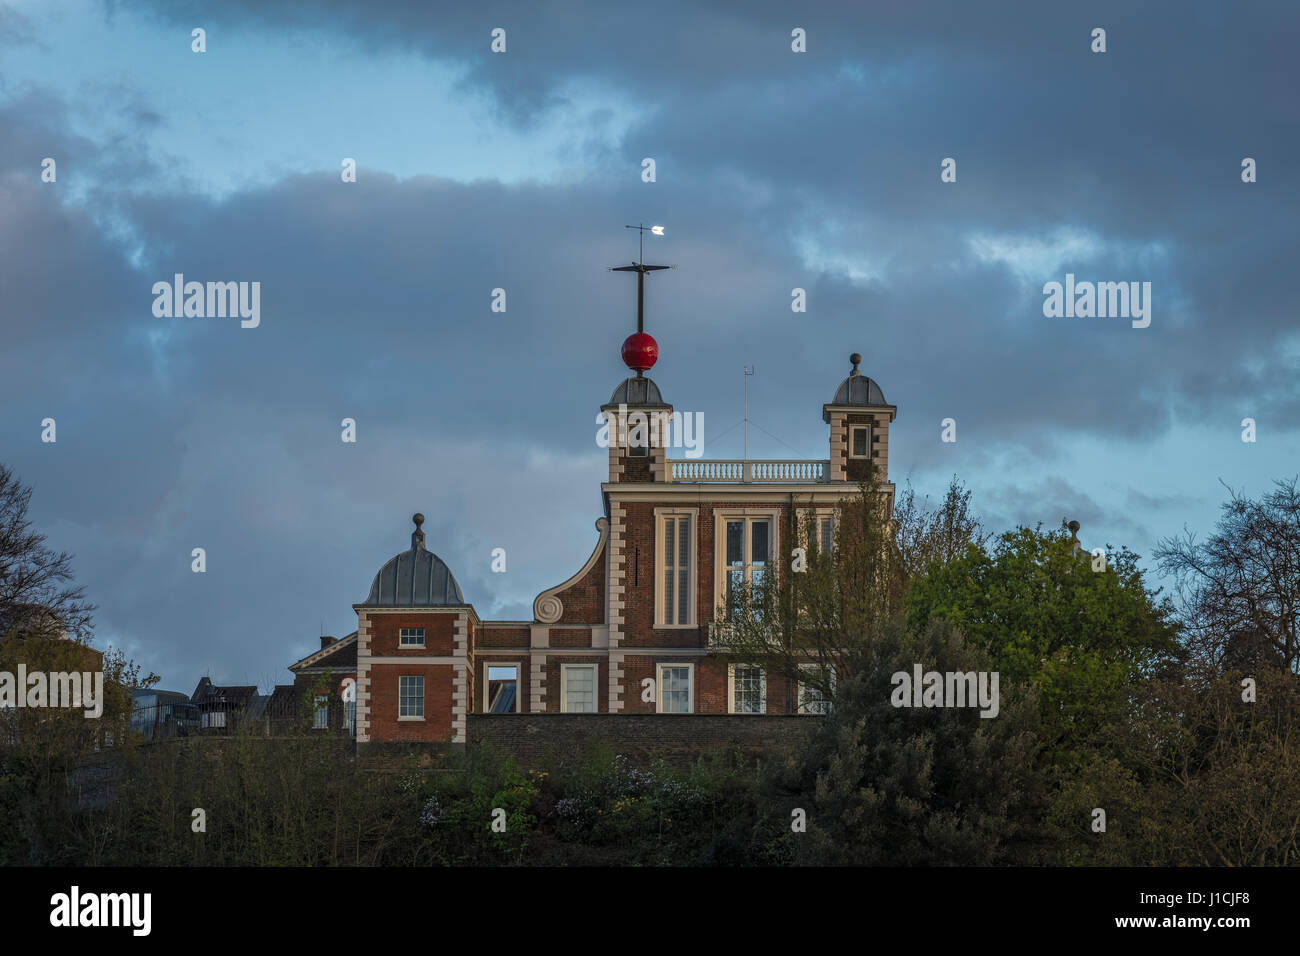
[{"xmin": 743, "ymin": 366, "xmax": 754, "ymax": 460}]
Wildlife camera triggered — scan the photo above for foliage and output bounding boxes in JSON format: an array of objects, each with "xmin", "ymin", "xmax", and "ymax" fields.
[
  {"xmin": 0, "ymin": 462, "xmax": 95, "ymax": 641},
  {"xmin": 1062, "ymin": 664, "xmax": 1300, "ymax": 865},
  {"xmin": 716, "ymin": 469, "xmax": 906, "ymax": 701},
  {"xmin": 906, "ymin": 524, "xmax": 1180, "ymax": 764},
  {"xmin": 1154, "ymin": 476, "xmax": 1300, "ymax": 672},
  {"xmin": 764, "ymin": 617, "xmax": 1051, "ymax": 865},
  {"xmin": 4, "ymin": 460, "xmax": 1299, "ymax": 867}
]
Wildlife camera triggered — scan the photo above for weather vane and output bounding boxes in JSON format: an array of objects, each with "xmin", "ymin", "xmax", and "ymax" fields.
[{"xmin": 609, "ymin": 224, "xmax": 674, "ymax": 374}]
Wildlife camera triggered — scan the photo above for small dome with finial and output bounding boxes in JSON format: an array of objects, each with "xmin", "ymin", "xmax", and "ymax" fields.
[
  {"xmin": 829, "ymin": 351, "xmax": 887, "ymax": 406},
  {"xmin": 360, "ymin": 514, "xmax": 465, "ymax": 607},
  {"xmin": 604, "ymin": 374, "xmax": 669, "ymax": 409}
]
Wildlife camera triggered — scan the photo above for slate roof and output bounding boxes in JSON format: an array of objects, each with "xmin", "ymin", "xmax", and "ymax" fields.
[
  {"xmin": 289, "ymin": 632, "xmax": 358, "ymax": 672},
  {"xmin": 604, "ymin": 375, "xmax": 668, "ymax": 409},
  {"xmin": 361, "ymin": 517, "xmax": 465, "ymax": 608},
  {"xmin": 190, "ymin": 677, "xmax": 258, "ymax": 709}
]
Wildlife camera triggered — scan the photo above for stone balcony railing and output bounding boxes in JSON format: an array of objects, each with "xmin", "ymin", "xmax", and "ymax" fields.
[
  {"xmin": 707, "ymin": 622, "xmax": 735, "ymax": 649},
  {"xmin": 669, "ymin": 459, "xmax": 829, "ymax": 483},
  {"xmin": 707, "ymin": 622, "xmax": 782, "ymax": 650}
]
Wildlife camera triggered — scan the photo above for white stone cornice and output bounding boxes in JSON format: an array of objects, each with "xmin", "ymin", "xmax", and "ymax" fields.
[{"xmin": 288, "ymin": 631, "xmax": 358, "ymax": 671}]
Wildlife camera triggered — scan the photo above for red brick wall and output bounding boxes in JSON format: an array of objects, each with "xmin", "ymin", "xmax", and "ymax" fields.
[
  {"xmin": 478, "ymin": 626, "xmax": 529, "ymax": 648},
  {"xmin": 292, "ymin": 671, "xmax": 355, "ymax": 696},
  {"xmin": 367, "ymin": 612, "xmax": 456, "ymax": 656},
  {"xmin": 365, "ymin": 663, "xmax": 453, "ymax": 742},
  {"xmin": 548, "ymin": 628, "xmax": 593, "ymax": 648},
  {"xmin": 620, "ymin": 656, "xmax": 657, "ymax": 713},
  {"xmin": 464, "ymin": 618, "xmax": 474, "ymax": 716},
  {"xmin": 619, "ymin": 500, "xmax": 794, "ymax": 649},
  {"xmin": 554, "ymin": 542, "xmax": 606, "ymax": 625},
  {"xmin": 696, "ymin": 657, "xmax": 727, "ymax": 713}
]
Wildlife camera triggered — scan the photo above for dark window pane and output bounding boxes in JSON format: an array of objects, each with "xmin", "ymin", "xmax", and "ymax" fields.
[
  {"xmin": 678, "ymin": 568, "xmax": 689, "ymax": 624},
  {"xmin": 751, "ymin": 519, "xmax": 769, "ymax": 564},
  {"xmin": 727, "ymin": 567, "xmax": 743, "ymax": 614},
  {"xmin": 727, "ymin": 520, "xmax": 743, "ymax": 564}
]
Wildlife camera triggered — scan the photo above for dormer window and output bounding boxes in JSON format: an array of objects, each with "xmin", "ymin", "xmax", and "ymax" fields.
[{"xmin": 850, "ymin": 425, "xmax": 870, "ymax": 459}]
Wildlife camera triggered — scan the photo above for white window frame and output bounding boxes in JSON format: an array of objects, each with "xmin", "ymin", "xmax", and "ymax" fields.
[
  {"xmin": 797, "ymin": 663, "xmax": 836, "ymax": 715},
  {"xmin": 313, "ymin": 694, "xmax": 329, "ymax": 729},
  {"xmin": 560, "ymin": 663, "xmax": 599, "ymax": 713},
  {"xmin": 656, "ymin": 662, "xmax": 695, "ymax": 714},
  {"xmin": 727, "ymin": 663, "xmax": 767, "ymax": 715},
  {"xmin": 796, "ymin": 507, "xmax": 838, "ymax": 556},
  {"xmin": 399, "ymin": 627, "xmax": 426, "ymax": 648},
  {"xmin": 849, "ymin": 425, "xmax": 871, "ymax": 459},
  {"xmin": 398, "ymin": 675, "xmax": 425, "ymax": 720},
  {"xmin": 714, "ymin": 508, "xmax": 781, "ymax": 619},
  {"xmin": 627, "ymin": 413, "xmax": 650, "ymax": 458},
  {"xmin": 483, "ymin": 661, "xmax": 521, "ymax": 713},
  {"xmin": 654, "ymin": 508, "xmax": 698, "ymax": 629}
]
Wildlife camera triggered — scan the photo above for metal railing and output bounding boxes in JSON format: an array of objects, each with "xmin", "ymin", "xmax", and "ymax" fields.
[{"xmin": 130, "ymin": 699, "xmax": 356, "ymax": 741}]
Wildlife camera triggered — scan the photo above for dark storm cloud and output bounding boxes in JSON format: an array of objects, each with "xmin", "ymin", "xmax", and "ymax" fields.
[
  {"xmin": 118, "ymin": 0, "xmax": 1300, "ymax": 442},
  {"xmin": 5, "ymin": 0, "xmax": 1297, "ymax": 686}
]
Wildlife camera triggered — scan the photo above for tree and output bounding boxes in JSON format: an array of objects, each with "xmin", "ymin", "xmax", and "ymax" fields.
[
  {"xmin": 0, "ymin": 463, "xmax": 157, "ymax": 863},
  {"xmin": 764, "ymin": 616, "xmax": 1050, "ymax": 865},
  {"xmin": 893, "ymin": 476, "xmax": 988, "ymax": 582},
  {"xmin": 716, "ymin": 472, "xmax": 988, "ymax": 707},
  {"xmin": 715, "ymin": 472, "xmax": 905, "ymax": 705},
  {"xmin": 906, "ymin": 524, "xmax": 1179, "ymax": 765},
  {"xmin": 1154, "ymin": 476, "xmax": 1300, "ymax": 673},
  {"xmin": 1069, "ymin": 664, "xmax": 1300, "ymax": 866},
  {"xmin": 0, "ymin": 463, "xmax": 94, "ymax": 641}
]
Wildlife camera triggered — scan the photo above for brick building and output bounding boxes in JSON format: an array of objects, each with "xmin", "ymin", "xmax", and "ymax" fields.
[
  {"xmin": 344, "ymin": 341, "xmax": 898, "ymax": 748},
  {"xmin": 288, "ymin": 634, "xmax": 358, "ymax": 733}
]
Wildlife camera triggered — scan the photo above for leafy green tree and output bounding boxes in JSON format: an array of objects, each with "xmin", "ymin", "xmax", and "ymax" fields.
[
  {"xmin": 906, "ymin": 524, "xmax": 1179, "ymax": 764},
  {"xmin": 893, "ymin": 476, "xmax": 988, "ymax": 582}
]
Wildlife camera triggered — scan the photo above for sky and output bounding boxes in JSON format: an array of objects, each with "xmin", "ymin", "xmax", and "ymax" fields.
[{"xmin": 1, "ymin": 0, "xmax": 1296, "ymax": 692}]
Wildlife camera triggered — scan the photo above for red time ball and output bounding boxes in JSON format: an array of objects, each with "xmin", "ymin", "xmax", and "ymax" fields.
[{"xmin": 621, "ymin": 332, "xmax": 658, "ymax": 373}]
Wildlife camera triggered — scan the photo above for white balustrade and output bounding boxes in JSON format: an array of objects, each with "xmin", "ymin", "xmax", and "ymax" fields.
[{"xmin": 669, "ymin": 459, "xmax": 828, "ymax": 483}]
